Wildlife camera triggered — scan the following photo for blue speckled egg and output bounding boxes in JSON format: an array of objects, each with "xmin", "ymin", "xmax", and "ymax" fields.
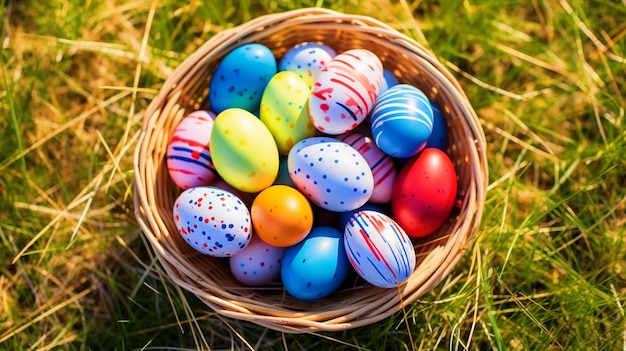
[
  {"xmin": 279, "ymin": 42, "xmax": 336, "ymax": 88},
  {"xmin": 425, "ymin": 102, "xmax": 448, "ymax": 150},
  {"xmin": 344, "ymin": 210, "xmax": 416, "ymax": 288},
  {"xmin": 370, "ymin": 84, "xmax": 434, "ymax": 158},
  {"xmin": 281, "ymin": 226, "xmax": 349, "ymax": 300},
  {"xmin": 287, "ymin": 137, "xmax": 374, "ymax": 212},
  {"xmin": 208, "ymin": 43, "xmax": 277, "ymax": 114},
  {"xmin": 173, "ymin": 186, "xmax": 251, "ymax": 257}
]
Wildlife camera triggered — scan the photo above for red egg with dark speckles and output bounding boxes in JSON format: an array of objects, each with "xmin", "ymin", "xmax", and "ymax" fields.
[{"xmin": 391, "ymin": 148, "xmax": 457, "ymax": 238}]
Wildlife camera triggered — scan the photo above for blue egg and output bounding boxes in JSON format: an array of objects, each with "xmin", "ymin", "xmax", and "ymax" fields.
[
  {"xmin": 370, "ymin": 84, "xmax": 434, "ymax": 158},
  {"xmin": 425, "ymin": 102, "xmax": 447, "ymax": 150},
  {"xmin": 336, "ymin": 203, "xmax": 385, "ymax": 231},
  {"xmin": 208, "ymin": 43, "xmax": 277, "ymax": 114},
  {"xmin": 281, "ymin": 226, "xmax": 350, "ymax": 300},
  {"xmin": 379, "ymin": 69, "xmax": 399, "ymax": 94}
]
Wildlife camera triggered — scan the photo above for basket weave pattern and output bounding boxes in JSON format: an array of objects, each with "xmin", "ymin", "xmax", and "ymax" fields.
[{"xmin": 133, "ymin": 8, "xmax": 488, "ymax": 333}]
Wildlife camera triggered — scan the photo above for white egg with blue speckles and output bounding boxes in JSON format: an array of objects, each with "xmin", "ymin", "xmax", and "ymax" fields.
[
  {"xmin": 173, "ymin": 186, "xmax": 251, "ymax": 257},
  {"xmin": 279, "ymin": 42, "xmax": 336, "ymax": 88},
  {"xmin": 287, "ymin": 137, "xmax": 374, "ymax": 212}
]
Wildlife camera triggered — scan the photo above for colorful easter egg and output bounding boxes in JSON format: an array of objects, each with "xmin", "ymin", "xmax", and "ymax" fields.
[
  {"xmin": 251, "ymin": 185, "xmax": 313, "ymax": 247},
  {"xmin": 337, "ymin": 132, "xmax": 397, "ymax": 203},
  {"xmin": 210, "ymin": 108, "xmax": 279, "ymax": 193},
  {"xmin": 229, "ymin": 235, "xmax": 285, "ymax": 286},
  {"xmin": 166, "ymin": 110, "xmax": 217, "ymax": 189},
  {"xmin": 392, "ymin": 148, "xmax": 458, "ymax": 237},
  {"xmin": 281, "ymin": 226, "xmax": 349, "ymax": 300},
  {"xmin": 260, "ymin": 71, "xmax": 316, "ymax": 155},
  {"xmin": 344, "ymin": 210, "xmax": 416, "ymax": 288},
  {"xmin": 370, "ymin": 84, "xmax": 434, "ymax": 158},
  {"xmin": 208, "ymin": 43, "xmax": 277, "ymax": 114},
  {"xmin": 309, "ymin": 49, "xmax": 383, "ymax": 135},
  {"xmin": 425, "ymin": 102, "xmax": 447, "ymax": 150},
  {"xmin": 288, "ymin": 137, "xmax": 374, "ymax": 212},
  {"xmin": 173, "ymin": 186, "xmax": 251, "ymax": 257},
  {"xmin": 279, "ymin": 42, "xmax": 337, "ymax": 88}
]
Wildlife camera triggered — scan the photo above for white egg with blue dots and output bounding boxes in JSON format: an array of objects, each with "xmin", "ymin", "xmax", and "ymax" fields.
[
  {"xmin": 173, "ymin": 186, "xmax": 252, "ymax": 257},
  {"xmin": 287, "ymin": 137, "xmax": 374, "ymax": 212}
]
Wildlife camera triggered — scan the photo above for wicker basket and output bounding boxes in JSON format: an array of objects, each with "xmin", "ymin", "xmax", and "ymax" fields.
[{"xmin": 133, "ymin": 7, "xmax": 487, "ymax": 333}]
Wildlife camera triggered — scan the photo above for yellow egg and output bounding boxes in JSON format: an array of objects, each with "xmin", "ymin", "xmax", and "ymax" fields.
[
  {"xmin": 260, "ymin": 71, "xmax": 316, "ymax": 155},
  {"xmin": 210, "ymin": 108, "xmax": 279, "ymax": 193}
]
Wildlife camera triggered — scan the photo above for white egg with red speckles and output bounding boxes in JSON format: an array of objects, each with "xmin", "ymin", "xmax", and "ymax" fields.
[
  {"xmin": 229, "ymin": 235, "xmax": 286, "ymax": 286},
  {"xmin": 173, "ymin": 186, "xmax": 251, "ymax": 257}
]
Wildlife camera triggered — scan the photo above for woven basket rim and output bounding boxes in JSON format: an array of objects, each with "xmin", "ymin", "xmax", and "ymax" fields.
[{"xmin": 133, "ymin": 7, "xmax": 488, "ymax": 333}]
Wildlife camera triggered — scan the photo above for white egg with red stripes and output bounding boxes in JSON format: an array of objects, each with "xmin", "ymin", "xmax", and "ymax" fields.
[{"xmin": 343, "ymin": 210, "xmax": 416, "ymax": 288}]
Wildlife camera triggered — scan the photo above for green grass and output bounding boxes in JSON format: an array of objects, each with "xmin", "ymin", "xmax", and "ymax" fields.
[{"xmin": 1, "ymin": 0, "xmax": 625, "ymax": 349}]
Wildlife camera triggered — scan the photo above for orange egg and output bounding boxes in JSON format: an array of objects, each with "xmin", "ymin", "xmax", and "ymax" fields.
[{"xmin": 251, "ymin": 185, "xmax": 313, "ymax": 247}]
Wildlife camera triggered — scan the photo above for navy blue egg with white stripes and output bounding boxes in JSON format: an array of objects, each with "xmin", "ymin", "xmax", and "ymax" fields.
[{"xmin": 370, "ymin": 84, "xmax": 434, "ymax": 158}]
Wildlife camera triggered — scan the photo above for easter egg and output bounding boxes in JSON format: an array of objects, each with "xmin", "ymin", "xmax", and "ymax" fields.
[
  {"xmin": 425, "ymin": 102, "xmax": 447, "ymax": 150},
  {"xmin": 337, "ymin": 132, "xmax": 397, "ymax": 203},
  {"xmin": 370, "ymin": 84, "xmax": 434, "ymax": 158},
  {"xmin": 166, "ymin": 110, "xmax": 217, "ymax": 189},
  {"xmin": 287, "ymin": 137, "xmax": 374, "ymax": 212},
  {"xmin": 173, "ymin": 186, "xmax": 251, "ymax": 257},
  {"xmin": 229, "ymin": 236, "xmax": 285, "ymax": 286},
  {"xmin": 251, "ymin": 185, "xmax": 313, "ymax": 247},
  {"xmin": 279, "ymin": 42, "xmax": 337, "ymax": 88},
  {"xmin": 208, "ymin": 43, "xmax": 277, "ymax": 114},
  {"xmin": 392, "ymin": 148, "xmax": 458, "ymax": 237},
  {"xmin": 344, "ymin": 210, "xmax": 416, "ymax": 288},
  {"xmin": 281, "ymin": 226, "xmax": 349, "ymax": 300},
  {"xmin": 379, "ymin": 69, "xmax": 399, "ymax": 94},
  {"xmin": 210, "ymin": 108, "xmax": 279, "ymax": 193},
  {"xmin": 260, "ymin": 71, "xmax": 316, "ymax": 155},
  {"xmin": 309, "ymin": 49, "xmax": 383, "ymax": 135}
]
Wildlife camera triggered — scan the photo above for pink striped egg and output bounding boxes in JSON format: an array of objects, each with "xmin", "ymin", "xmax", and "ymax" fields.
[
  {"xmin": 309, "ymin": 49, "xmax": 383, "ymax": 135},
  {"xmin": 167, "ymin": 110, "xmax": 217, "ymax": 189},
  {"xmin": 337, "ymin": 132, "xmax": 397, "ymax": 203},
  {"xmin": 344, "ymin": 210, "xmax": 416, "ymax": 288}
]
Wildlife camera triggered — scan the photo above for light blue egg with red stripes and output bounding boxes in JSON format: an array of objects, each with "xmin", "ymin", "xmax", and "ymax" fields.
[
  {"xmin": 370, "ymin": 84, "xmax": 434, "ymax": 158},
  {"xmin": 167, "ymin": 110, "xmax": 217, "ymax": 189},
  {"xmin": 344, "ymin": 210, "xmax": 416, "ymax": 288}
]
